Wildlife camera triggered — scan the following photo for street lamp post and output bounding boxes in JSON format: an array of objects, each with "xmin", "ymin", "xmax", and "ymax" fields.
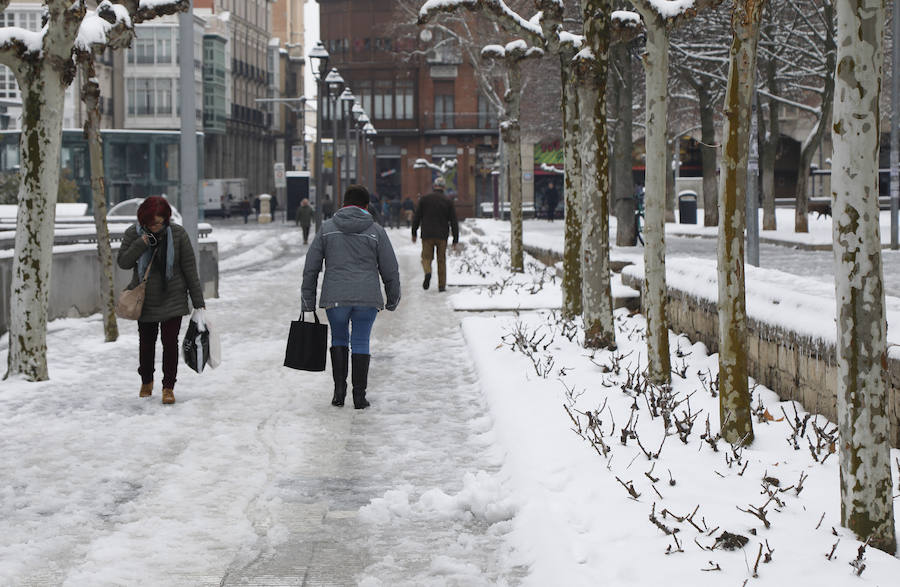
[
  {"xmin": 365, "ymin": 123, "xmax": 377, "ymax": 197},
  {"xmin": 356, "ymin": 110, "xmax": 369, "ymax": 187},
  {"xmin": 325, "ymin": 68, "xmax": 345, "ymax": 207},
  {"xmin": 308, "ymin": 41, "xmax": 329, "ymax": 233},
  {"xmin": 340, "ymin": 89, "xmax": 356, "ymax": 191}
]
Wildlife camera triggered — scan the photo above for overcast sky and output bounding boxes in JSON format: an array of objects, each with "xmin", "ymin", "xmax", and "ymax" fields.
[{"xmin": 304, "ymin": 0, "xmax": 320, "ymax": 103}]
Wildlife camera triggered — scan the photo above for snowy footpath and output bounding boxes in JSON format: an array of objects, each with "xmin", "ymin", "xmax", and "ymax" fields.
[
  {"xmin": 2, "ymin": 218, "xmax": 900, "ymax": 586},
  {"xmin": 0, "ymin": 223, "xmax": 521, "ymax": 586}
]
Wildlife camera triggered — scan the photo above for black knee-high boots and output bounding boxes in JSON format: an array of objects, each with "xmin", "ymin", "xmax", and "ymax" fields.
[
  {"xmin": 330, "ymin": 346, "xmax": 349, "ymax": 406},
  {"xmin": 351, "ymin": 353, "xmax": 370, "ymax": 409}
]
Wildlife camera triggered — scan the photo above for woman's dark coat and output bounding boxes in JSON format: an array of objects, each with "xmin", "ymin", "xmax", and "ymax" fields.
[{"xmin": 117, "ymin": 223, "xmax": 205, "ymax": 322}]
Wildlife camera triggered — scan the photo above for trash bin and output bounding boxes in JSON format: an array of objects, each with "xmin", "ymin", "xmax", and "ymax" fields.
[{"xmin": 678, "ymin": 190, "xmax": 698, "ymax": 224}]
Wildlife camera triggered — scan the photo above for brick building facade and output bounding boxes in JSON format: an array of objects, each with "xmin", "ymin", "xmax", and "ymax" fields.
[{"xmin": 319, "ymin": 0, "xmax": 499, "ymax": 218}]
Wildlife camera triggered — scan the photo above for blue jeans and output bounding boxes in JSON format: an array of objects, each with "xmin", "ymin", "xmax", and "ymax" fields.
[{"xmin": 326, "ymin": 306, "xmax": 378, "ymax": 354}]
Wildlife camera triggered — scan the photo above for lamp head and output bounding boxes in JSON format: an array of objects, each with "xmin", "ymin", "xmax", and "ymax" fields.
[
  {"xmin": 325, "ymin": 68, "xmax": 344, "ymax": 93},
  {"xmin": 309, "ymin": 40, "xmax": 329, "ymax": 76}
]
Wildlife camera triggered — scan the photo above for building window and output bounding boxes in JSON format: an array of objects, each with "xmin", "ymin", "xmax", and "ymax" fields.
[
  {"xmin": 356, "ymin": 80, "xmax": 372, "ymax": 119},
  {"xmin": 396, "ymin": 80, "xmax": 414, "ymax": 120},
  {"xmin": 136, "ymin": 78, "xmax": 154, "ymax": 115},
  {"xmin": 434, "ymin": 94, "xmax": 454, "ymax": 129},
  {"xmin": 156, "ymin": 79, "xmax": 172, "ymax": 115},
  {"xmin": 478, "ymin": 93, "xmax": 498, "ymax": 128},
  {"xmin": 374, "ymin": 80, "xmax": 392, "ymax": 120},
  {"xmin": 156, "ymin": 29, "xmax": 172, "ymax": 64},
  {"xmin": 135, "ymin": 34, "xmax": 155, "ymax": 64}
]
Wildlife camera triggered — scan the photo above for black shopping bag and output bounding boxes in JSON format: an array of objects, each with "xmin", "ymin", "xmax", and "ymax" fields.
[
  {"xmin": 284, "ymin": 312, "xmax": 328, "ymax": 371},
  {"xmin": 183, "ymin": 313, "xmax": 210, "ymax": 373}
]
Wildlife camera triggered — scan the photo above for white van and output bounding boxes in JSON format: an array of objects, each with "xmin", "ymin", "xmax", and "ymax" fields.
[{"xmin": 202, "ymin": 178, "xmax": 247, "ymax": 218}]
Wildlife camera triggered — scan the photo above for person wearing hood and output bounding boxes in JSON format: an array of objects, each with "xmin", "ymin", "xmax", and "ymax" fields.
[
  {"xmin": 301, "ymin": 184, "xmax": 401, "ymax": 409},
  {"xmin": 117, "ymin": 196, "xmax": 205, "ymax": 405}
]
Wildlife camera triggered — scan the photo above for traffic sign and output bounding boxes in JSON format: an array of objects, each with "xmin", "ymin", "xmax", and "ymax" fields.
[{"xmin": 274, "ymin": 162, "xmax": 286, "ymax": 188}]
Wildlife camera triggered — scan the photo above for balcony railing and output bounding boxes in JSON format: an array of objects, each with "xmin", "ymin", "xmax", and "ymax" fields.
[{"xmin": 423, "ymin": 112, "xmax": 499, "ymax": 132}]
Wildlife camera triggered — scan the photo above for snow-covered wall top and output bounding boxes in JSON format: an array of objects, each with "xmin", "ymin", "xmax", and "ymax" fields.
[{"xmin": 623, "ymin": 256, "xmax": 900, "ymax": 359}]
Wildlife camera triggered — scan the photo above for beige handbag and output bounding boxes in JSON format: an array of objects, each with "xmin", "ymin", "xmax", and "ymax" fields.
[{"xmin": 115, "ymin": 251, "xmax": 156, "ymax": 320}]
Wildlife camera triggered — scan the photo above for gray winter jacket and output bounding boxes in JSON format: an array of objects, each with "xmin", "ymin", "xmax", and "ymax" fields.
[{"xmin": 301, "ymin": 206, "xmax": 401, "ymax": 311}]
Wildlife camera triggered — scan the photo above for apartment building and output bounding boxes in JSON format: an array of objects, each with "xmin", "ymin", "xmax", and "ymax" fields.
[
  {"xmin": 196, "ymin": 0, "xmax": 277, "ymax": 196},
  {"xmin": 270, "ymin": 0, "xmax": 308, "ymax": 172}
]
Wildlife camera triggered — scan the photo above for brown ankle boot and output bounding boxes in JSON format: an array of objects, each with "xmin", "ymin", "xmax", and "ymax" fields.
[
  {"xmin": 162, "ymin": 388, "xmax": 175, "ymax": 404},
  {"xmin": 139, "ymin": 382, "xmax": 153, "ymax": 397}
]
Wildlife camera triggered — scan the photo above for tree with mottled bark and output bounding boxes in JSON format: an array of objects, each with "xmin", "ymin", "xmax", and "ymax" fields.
[
  {"xmin": 79, "ymin": 59, "xmax": 118, "ymax": 343},
  {"xmin": 717, "ymin": 0, "xmax": 767, "ymax": 445},
  {"xmin": 483, "ymin": 41, "xmax": 544, "ymax": 271},
  {"xmin": 610, "ymin": 37, "xmax": 637, "ymax": 246},
  {"xmin": 830, "ymin": 0, "xmax": 897, "ymax": 555},
  {"xmin": 576, "ymin": 4, "xmax": 644, "ymax": 349},
  {"xmin": 574, "ymin": 4, "xmax": 614, "ymax": 348},
  {"xmin": 0, "ymin": 0, "xmax": 189, "ymax": 381},
  {"xmin": 629, "ymin": 0, "xmax": 721, "ymax": 383}
]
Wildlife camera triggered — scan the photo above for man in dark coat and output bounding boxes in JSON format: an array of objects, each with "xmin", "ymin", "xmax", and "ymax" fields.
[
  {"xmin": 295, "ymin": 198, "xmax": 314, "ymax": 244},
  {"xmin": 544, "ymin": 181, "xmax": 560, "ymax": 221},
  {"xmin": 411, "ymin": 176, "xmax": 459, "ymax": 292}
]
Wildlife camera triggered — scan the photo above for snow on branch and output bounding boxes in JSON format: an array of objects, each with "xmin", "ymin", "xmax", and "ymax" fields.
[
  {"xmin": 481, "ymin": 39, "xmax": 543, "ymax": 62},
  {"xmin": 634, "ymin": 0, "xmax": 723, "ymax": 29},
  {"xmin": 0, "ymin": 25, "xmax": 45, "ymax": 64},
  {"xmin": 414, "ymin": 157, "xmax": 457, "ymax": 175},
  {"xmin": 611, "ymin": 10, "xmax": 641, "ymax": 28},
  {"xmin": 540, "ymin": 163, "xmax": 564, "ymax": 175},
  {"xmin": 76, "ymin": 0, "xmax": 187, "ymax": 56},
  {"xmin": 418, "ymin": 0, "xmax": 544, "ymax": 42}
]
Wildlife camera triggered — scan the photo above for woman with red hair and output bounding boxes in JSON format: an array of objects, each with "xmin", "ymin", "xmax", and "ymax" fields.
[{"xmin": 117, "ymin": 196, "xmax": 205, "ymax": 404}]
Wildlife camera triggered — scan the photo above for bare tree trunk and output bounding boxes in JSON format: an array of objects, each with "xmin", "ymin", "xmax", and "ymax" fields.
[
  {"xmin": 716, "ymin": 0, "xmax": 764, "ymax": 445},
  {"xmin": 579, "ymin": 1, "xmax": 616, "ymax": 349},
  {"xmin": 699, "ymin": 86, "xmax": 719, "ymax": 227},
  {"xmin": 505, "ymin": 62, "xmax": 524, "ymax": 273},
  {"xmin": 6, "ymin": 68, "xmax": 66, "ymax": 381},
  {"xmin": 665, "ymin": 135, "xmax": 676, "ymax": 223},
  {"xmin": 81, "ymin": 66, "xmax": 118, "ymax": 343},
  {"xmin": 612, "ymin": 41, "xmax": 636, "ymax": 246},
  {"xmin": 634, "ymin": 9, "xmax": 671, "ymax": 382},
  {"xmin": 760, "ymin": 49, "xmax": 779, "ymax": 230},
  {"xmin": 562, "ymin": 64, "xmax": 584, "ymax": 317},
  {"xmin": 831, "ymin": 0, "xmax": 896, "ymax": 555}
]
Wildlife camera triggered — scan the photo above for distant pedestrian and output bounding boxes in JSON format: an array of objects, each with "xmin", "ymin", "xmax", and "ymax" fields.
[
  {"xmin": 412, "ymin": 176, "xmax": 459, "ymax": 292},
  {"xmin": 381, "ymin": 199, "xmax": 391, "ymax": 228},
  {"xmin": 117, "ymin": 196, "xmax": 205, "ymax": 405},
  {"xmin": 271, "ymin": 194, "xmax": 279, "ymax": 221},
  {"xmin": 252, "ymin": 193, "xmax": 260, "ymax": 218},
  {"xmin": 295, "ymin": 197, "xmax": 314, "ymax": 244},
  {"xmin": 321, "ymin": 195, "xmax": 334, "ymax": 219},
  {"xmin": 302, "ymin": 184, "xmax": 401, "ymax": 409},
  {"xmin": 239, "ymin": 196, "xmax": 251, "ymax": 224},
  {"xmin": 390, "ymin": 197, "xmax": 402, "ymax": 228},
  {"xmin": 402, "ymin": 196, "xmax": 415, "ymax": 228},
  {"xmin": 544, "ymin": 181, "xmax": 560, "ymax": 221}
]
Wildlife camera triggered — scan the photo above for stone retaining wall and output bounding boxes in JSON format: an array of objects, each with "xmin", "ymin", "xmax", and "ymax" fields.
[
  {"xmin": 0, "ymin": 241, "xmax": 219, "ymax": 335},
  {"xmin": 621, "ymin": 272, "xmax": 900, "ymax": 448}
]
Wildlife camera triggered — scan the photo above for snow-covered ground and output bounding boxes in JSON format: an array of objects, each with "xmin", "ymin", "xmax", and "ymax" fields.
[{"xmin": 1, "ymin": 215, "xmax": 898, "ymax": 585}]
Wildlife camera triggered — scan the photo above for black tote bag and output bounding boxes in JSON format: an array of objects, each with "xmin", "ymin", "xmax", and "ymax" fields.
[{"xmin": 284, "ymin": 312, "xmax": 328, "ymax": 371}]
